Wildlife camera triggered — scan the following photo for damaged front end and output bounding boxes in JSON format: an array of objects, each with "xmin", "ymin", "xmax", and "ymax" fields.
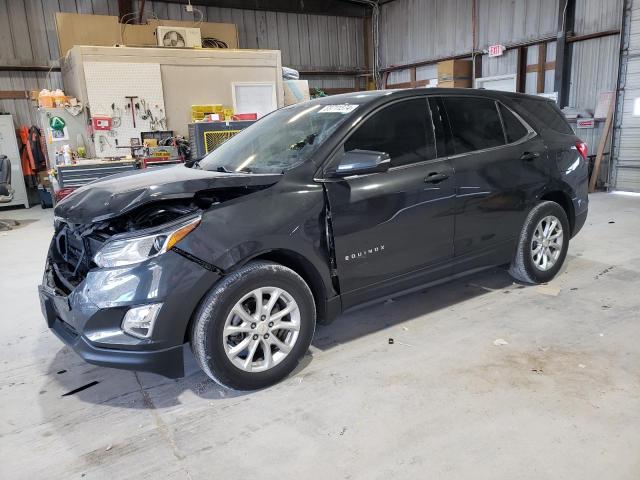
[
  {"xmin": 47, "ymin": 165, "xmax": 281, "ymax": 289},
  {"xmin": 39, "ymin": 199, "xmax": 225, "ymax": 377},
  {"xmin": 49, "ymin": 201, "xmax": 199, "ymax": 293},
  {"xmin": 48, "ymin": 180, "xmax": 275, "ymax": 291},
  {"xmin": 40, "ymin": 166, "xmax": 281, "ymax": 377}
]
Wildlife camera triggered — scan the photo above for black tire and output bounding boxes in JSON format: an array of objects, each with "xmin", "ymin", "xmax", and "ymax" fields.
[
  {"xmin": 190, "ymin": 260, "xmax": 316, "ymax": 390},
  {"xmin": 509, "ymin": 201, "xmax": 570, "ymax": 284}
]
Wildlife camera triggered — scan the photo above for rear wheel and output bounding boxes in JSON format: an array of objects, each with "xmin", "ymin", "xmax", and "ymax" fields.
[
  {"xmin": 190, "ymin": 261, "xmax": 316, "ymax": 390},
  {"xmin": 509, "ymin": 201, "xmax": 570, "ymax": 284}
]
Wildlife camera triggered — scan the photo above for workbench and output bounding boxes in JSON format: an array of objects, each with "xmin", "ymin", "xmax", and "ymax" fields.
[{"xmin": 56, "ymin": 158, "xmax": 137, "ymax": 188}]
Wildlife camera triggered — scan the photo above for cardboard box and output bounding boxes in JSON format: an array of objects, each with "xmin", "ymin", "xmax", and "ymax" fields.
[
  {"xmin": 56, "ymin": 13, "xmax": 120, "ymax": 56},
  {"xmin": 437, "ymin": 59, "xmax": 472, "ymax": 88},
  {"xmin": 283, "ymin": 80, "xmax": 310, "ymax": 106},
  {"xmin": 55, "ymin": 13, "xmax": 238, "ymax": 57}
]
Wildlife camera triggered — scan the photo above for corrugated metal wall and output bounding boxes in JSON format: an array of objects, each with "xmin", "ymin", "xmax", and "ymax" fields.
[
  {"xmin": 380, "ymin": 0, "xmax": 622, "ymax": 83},
  {"xmin": 0, "ymin": 0, "xmax": 120, "ymax": 127},
  {"xmin": 477, "ymin": 0, "xmax": 557, "ymax": 47},
  {"xmin": 380, "ymin": 0, "xmax": 557, "ymax": 70},
  {"xmin": 569, "ymin": 33, "xmax": 620, "ymax": 176},
  {"xmin": 612, "ymin": 0, "xmax": 640, "ymax": 191},
  {"xmin": 380, "ymin": 0, "xmax": 473, "ymax": 68},
  {"xmin": 380, "ymin": 0, "xmax": 624, "ymax": 184},
  {"xmin": 136, "ymin": 1, "xmax": 365, "ymax": 72},
  {"xmin": 476, "ymin": 0, "xmax": 556, "ymax": 88},
  {"xmin": 0, "ymin": 0, "xmax": 365, "ymax": 127},
  {"xmin": 575, "ymin": 0, "xmax": 624, "ymax": 35},
  {"xmin": 380, "ymin": 0, "xmax": 560, "ymax": 92},
  {"xmin": 569, "ymin": 0, "xmax": 624, "ymax": 185}
]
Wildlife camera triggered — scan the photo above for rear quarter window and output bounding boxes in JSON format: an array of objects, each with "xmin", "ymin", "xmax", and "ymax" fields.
[
  {"xmin": 510, "ymin": 97, "xmax": 574, "ymax": 135},
  {"xmin": 499, "ymin": 104, "xmax": 529, "ymax": 143}
]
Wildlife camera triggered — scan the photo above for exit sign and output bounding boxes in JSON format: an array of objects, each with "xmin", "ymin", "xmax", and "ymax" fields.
[{"xmin": 488, "ymin": 44, "xmax": 505, "ymax": 57}]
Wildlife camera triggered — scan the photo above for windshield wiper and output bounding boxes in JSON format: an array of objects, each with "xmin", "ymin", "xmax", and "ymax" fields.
[{"xmin": 217, "ymin": 165, "xmax": 253, "ymax": 174}]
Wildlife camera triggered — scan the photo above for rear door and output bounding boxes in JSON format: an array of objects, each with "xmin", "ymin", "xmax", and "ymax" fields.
[
  {"xmin": 323, "ymin": 97, "xmax": 455, "ymax": 307},
  {"xmin": 441, "ymin": 96, "xmax": 549, "ymax": 263}
]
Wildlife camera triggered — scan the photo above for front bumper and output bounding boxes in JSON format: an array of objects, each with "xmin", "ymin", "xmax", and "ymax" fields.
[{"xmin": 39, "ymin": 249, "xmax": 220, "ymax": 378}]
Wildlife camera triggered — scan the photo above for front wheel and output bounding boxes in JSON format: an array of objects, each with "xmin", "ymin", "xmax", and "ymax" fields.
[
  {"xmin": 190, "ymin": 261, "xmax": 316, "ymax": 390},
  {"xmin": 509, "ymin": 201, "xmax": 570, "ymax": 284}
]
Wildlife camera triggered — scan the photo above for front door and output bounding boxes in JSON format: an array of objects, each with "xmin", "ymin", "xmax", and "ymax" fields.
[{"xmin": 323, "ymin": 97, "xmax": 456, "ymax": 307}]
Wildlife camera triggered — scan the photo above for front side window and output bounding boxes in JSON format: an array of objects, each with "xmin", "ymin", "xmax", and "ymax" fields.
[
  {"xmin": 345, "ymin": 98, "xmax": 436, "ymax": 167},
  {"xmin": 443, "ymin": 97, "xmax": 505, "ymax": 154}
]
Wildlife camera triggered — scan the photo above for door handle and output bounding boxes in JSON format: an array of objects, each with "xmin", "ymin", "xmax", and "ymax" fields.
[
  {"xmin": 520, "ymin": 151, "xmax": 540, "ymax": 161},
  {"xmin": 424, "ymin": 172, "xmax": 449, "ymax": 183}
]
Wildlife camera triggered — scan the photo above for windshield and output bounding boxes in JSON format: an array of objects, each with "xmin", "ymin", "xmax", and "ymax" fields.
[{"xmin": 197, "ymin": 103, "xmax": 356, "ymax": 174}]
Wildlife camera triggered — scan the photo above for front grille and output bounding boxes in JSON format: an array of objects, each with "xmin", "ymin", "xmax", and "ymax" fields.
[{"xmin": 50, "ymin": 222, "xmax": 105, "ymax": 292}]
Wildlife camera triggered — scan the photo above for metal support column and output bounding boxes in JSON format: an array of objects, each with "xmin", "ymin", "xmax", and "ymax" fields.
[{"xmin": 554, "ymin": 0, "xmax": 576, "ymax": 107}]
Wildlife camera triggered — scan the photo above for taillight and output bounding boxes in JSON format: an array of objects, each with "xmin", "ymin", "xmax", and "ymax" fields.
[{"xmin": 576, "ymin": 141, "xmax": 588, "ymax": 161}]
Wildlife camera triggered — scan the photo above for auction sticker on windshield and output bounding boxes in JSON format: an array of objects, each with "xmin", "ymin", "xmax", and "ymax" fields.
[{"xmin": 318, "ymin": 104, "xmax": 358, "ymax": 114}]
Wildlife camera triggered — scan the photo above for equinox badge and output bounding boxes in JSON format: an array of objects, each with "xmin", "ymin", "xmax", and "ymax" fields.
[{"xmin": 345, "ymin": 245, "xmax": 385, "ymax": 261}]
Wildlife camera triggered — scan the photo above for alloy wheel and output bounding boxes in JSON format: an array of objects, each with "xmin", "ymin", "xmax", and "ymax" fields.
[
  {"xmin": 222, "ymin": 287, "xmax": 301, "ymax": 373},
  {"xmin": 530, "ymin": 215, "xmax": 563, "ymax": 271}
]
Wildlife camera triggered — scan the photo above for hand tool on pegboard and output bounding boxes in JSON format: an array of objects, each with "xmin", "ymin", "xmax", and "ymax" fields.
[{"xmin": 125, "ymin": 96, "xmax": 139, "ymax": 128}]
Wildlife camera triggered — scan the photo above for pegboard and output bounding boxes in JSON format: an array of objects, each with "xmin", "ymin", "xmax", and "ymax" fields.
[{"xmin": 83, "ymin": 62, "xmax": 167, "ymax": 158}]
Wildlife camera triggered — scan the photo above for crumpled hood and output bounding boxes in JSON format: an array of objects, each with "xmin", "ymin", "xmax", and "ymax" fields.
[{"xmin": 55, "ymin": 164, "xmax": 282, "ymax": 224}]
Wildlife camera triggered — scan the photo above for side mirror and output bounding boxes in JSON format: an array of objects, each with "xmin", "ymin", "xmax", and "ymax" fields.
[{"xmin": 328, "ymin": 149, "xmax": 391, "ymax": 177}]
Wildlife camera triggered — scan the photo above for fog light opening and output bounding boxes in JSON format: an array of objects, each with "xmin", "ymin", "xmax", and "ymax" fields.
[{"xmin": 122, "ymin": 303, "xmax": 163, "ymax": 339}]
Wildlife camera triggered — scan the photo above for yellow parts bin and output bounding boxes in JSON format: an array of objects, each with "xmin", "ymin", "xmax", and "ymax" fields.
[{"xmin": 190, "ymin": 104, "xmax": 236, "ymax": 122}]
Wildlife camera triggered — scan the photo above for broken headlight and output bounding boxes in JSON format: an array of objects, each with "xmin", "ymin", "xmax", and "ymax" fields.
[{"xmin": 93, "ymin": 215, "xmax": 201, "ymax": 268}]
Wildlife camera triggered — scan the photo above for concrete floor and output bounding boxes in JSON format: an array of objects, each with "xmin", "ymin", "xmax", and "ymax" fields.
[{"xmin": 1, "ymin": 192, "xmax": 639, "ymax": 479}]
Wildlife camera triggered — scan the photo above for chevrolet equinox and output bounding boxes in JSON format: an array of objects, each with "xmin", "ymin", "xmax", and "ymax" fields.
[{"xmin": 39, "ymin": 89, "xmax": 588, "ymax": 390}]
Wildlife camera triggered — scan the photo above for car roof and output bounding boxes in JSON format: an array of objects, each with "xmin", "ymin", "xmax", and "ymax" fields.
[{"xmin": 307, "ymin": 88, "xmax": 554, "ymax": 106}]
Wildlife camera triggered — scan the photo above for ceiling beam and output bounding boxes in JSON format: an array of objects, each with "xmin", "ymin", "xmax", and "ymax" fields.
[{"xmin": 152, "ymin": 0, "xmax": 370, "ymax": 17}]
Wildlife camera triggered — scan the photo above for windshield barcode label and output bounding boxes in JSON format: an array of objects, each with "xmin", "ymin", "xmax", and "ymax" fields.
[{"xmin": 318, "ymin": 104, "xmax": 358, "ymax": 114}]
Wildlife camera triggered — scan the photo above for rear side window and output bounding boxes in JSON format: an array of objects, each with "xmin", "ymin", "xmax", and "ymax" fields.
[
  {"xmin": 499, "ymin": 104, "xmax": 529, "ymax": 143},
  {"xmin": 345, "ymin": 98, "xmax": 436, "ymax": 167},
  {"xmin": 443, "ymin": 97, "xmax": 505, "ymax": 154},
  {"xmin": 510, "ymin": 97, "xmax": 574, "ymax": 135}
]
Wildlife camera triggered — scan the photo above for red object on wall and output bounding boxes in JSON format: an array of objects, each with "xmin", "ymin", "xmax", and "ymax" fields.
[
  {"xmin": 232, "ymin": 113, "xmax": 258, "ymax": 121},
  {"xmin": 92, "ymin": 116, "xmax": 112, "ymax": 131}
]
